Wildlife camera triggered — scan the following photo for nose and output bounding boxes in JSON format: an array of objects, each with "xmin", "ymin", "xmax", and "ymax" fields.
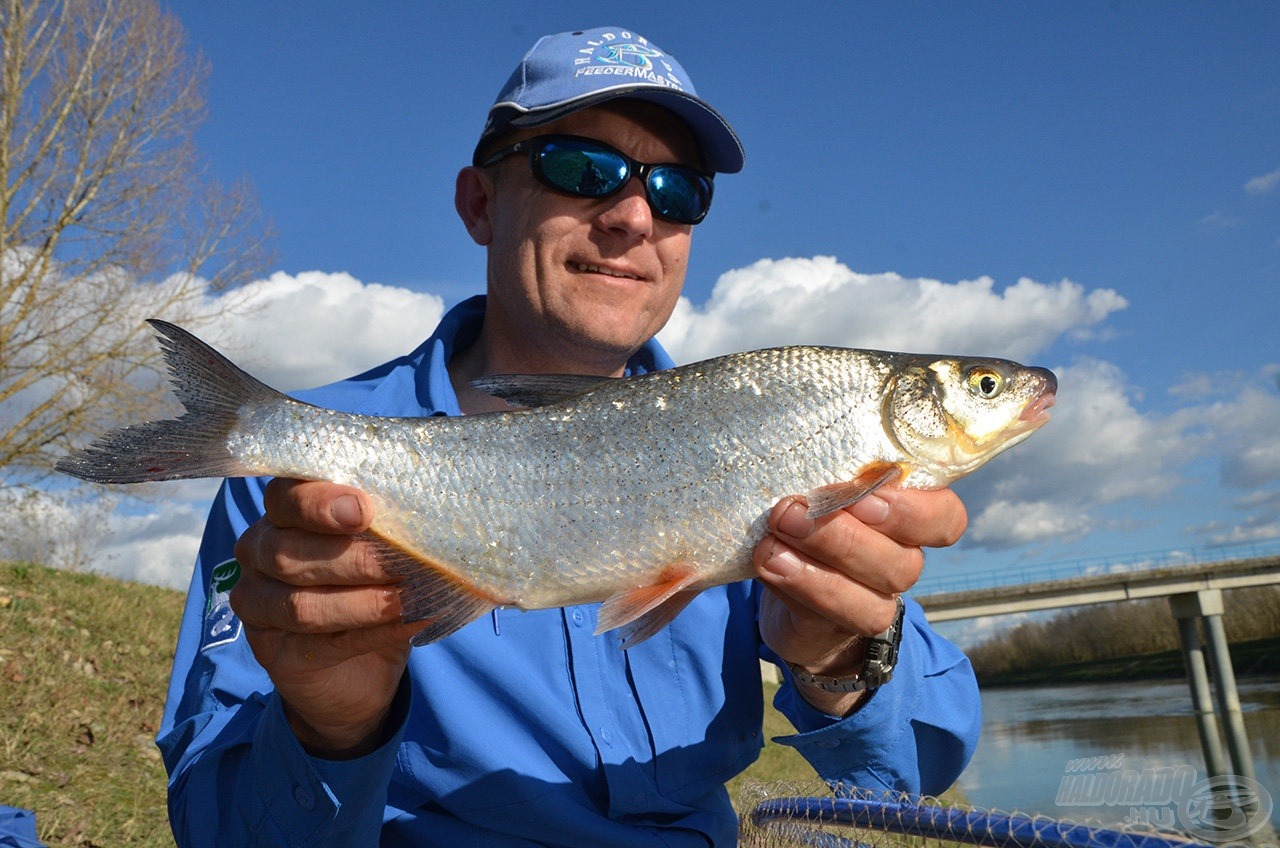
[
  {"xmin": 1035, "ymin": 367, "xmax": 1058, "ymax": 394},
  {"xmin": 594, "ymin": 178, "xmax": 653, "ymax": 242}
]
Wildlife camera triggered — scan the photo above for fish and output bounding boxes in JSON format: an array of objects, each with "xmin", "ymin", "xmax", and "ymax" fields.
[{"xmin": 56, "ymin": 320, "xmax": 1057, "ymax": 647}]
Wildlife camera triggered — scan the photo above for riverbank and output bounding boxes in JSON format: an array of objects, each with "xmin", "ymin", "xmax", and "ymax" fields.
[{"xmin": 977, "ymin": 634, "xmax": 1280, "ymax": 687}]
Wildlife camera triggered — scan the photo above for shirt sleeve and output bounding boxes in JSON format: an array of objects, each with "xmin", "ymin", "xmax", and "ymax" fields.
[
  {"xmin": 765, "ymin": 596, "xmax": 981, "ymax": 795},
  {"xmin": 156, "ymin": 477, "xmax": 409, "ymax": 847}
]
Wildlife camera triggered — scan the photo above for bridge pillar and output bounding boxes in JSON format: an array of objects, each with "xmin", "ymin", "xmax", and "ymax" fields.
[
  {"xmin": 1168, "ymin": 592, "xmax": 1228, "ymax": 780},
  {"xmin": 1168, "ymin": 589, "xmax": 1270, "ymax": 844}
]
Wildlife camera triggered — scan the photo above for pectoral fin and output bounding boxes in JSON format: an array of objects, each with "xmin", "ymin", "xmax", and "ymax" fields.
[
  {"xmin": 614, "ymin": 592, "xmax": 699, "ymax": 649},
  {"xmin": 596, "ymin": 563, "xmax": 700, "ymax": 648},
  {"xmin": 805, "ymin": 461, "xmax": 904, "ymax": 519}
]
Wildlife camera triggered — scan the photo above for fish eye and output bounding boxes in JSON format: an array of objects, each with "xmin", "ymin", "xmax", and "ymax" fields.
[{"xmin": 967, "ymin": 367, "xmax": 1004, "ymax": 399}]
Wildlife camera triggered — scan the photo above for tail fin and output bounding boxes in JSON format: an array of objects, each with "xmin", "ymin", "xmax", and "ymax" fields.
[{"xmin": 55, "ymin": 319, "xmax": 284, "ymax": 484}]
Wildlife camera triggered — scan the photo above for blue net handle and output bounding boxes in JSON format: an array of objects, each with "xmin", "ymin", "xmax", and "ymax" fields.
[{"xmin": 748, "ymin": 796, "xmax": 1216, "ymax": 848}]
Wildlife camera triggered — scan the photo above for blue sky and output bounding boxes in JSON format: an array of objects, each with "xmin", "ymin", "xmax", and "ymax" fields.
[
  {"xmin": 171, "ymin": 0, "xmax": 1280, "ymax": 386},
  {"xmin": 15, "ymin": 2, "xmax": 1278, "ymax": 642}
]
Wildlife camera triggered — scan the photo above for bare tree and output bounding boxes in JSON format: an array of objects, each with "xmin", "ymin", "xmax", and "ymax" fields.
[{"xmin": 0, "ymin": 0, "xmax": 271, "ymax": 486}]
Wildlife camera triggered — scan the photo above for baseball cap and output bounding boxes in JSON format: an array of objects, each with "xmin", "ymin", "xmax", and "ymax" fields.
[{"xmin": 473, "ymin": 27, "xmax": 744, "ymax": 174}]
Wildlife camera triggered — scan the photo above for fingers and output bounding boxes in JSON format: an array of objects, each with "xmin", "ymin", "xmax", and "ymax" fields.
[
  {"xmin": 758, "ymin": 497, "xmax": 917, "ymax": 599},
  {"xmin": 230, "ymin": 577, "xmax": 404, "ymax": 634},
  {"xmin": 236, "ymin": 479, "xmax": 390, "ymax": 585},
  {"xmin": 755, "ymin": 487, "xmax": 967, "ymax": 645},
  {"xmin": 843, "ymin": 487, "xmax": 968, "ymax": 550},
  {"xmin": 235, "ymin": 524, "xmax": 392, "ymax": 587},
  {"xmin": 232, "ymin": 478, "xmax": 400, "ymax": 632},
  {"xmin": 263, "ymin": 478, "xmax": 373, "ymax": 533}
]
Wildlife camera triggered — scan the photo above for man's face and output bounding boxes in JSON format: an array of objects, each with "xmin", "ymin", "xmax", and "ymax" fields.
[{"xmin": 478, "ymin": 102, "xmax": 702, "ymax": 374}]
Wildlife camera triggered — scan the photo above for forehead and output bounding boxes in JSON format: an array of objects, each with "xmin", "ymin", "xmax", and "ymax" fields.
[{"xmin": 510, "ymin": 101, "xmax": 703, "ymax": 167}]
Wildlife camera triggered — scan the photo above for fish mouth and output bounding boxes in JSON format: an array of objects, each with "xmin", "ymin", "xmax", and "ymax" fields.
[
  {"xmin": 1020, "ymin": 391, "xmax": 1056, "ymax": 424},
  {"xmin": 569, "ymin": 261, "xmax": 648, "ymax": 282}
]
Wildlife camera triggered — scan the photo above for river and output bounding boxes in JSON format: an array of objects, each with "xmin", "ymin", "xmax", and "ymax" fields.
[{"xmin": 956, "ymin": 675, "xmax": 1280, "ymax": 835}]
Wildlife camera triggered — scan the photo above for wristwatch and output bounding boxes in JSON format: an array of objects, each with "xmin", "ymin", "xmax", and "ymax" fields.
[{"xmin": 787, "ymin": 595, "xmax": 905, "ymax": 693}]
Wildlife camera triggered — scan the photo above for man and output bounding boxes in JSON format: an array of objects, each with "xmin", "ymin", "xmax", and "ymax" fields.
[{"xmin": 159, "ymin": 27, "xmax": 980, "ymax": 846}]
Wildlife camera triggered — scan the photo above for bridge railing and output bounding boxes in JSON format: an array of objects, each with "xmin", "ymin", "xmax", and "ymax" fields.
[{"xmin": 914, "ymin": 538, "xmax": 1280, "ymax": 597}]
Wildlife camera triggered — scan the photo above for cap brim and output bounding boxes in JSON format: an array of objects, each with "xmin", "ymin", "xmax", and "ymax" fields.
[{"xmin": 477, "ymin": 86, "xmax": 744, "ymax": 174}]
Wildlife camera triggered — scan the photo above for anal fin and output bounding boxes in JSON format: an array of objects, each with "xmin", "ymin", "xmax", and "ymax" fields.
[
  {"xmin": 806, "ymin": 461, "xmax": 904, "ymax": 519},
  {"xmin": 364, "ymin": 533, "xmax": 498, "ymax": 646},
  {"xmin": 595, "ymin": 563, "xmax": 701, "ymax": 648}
]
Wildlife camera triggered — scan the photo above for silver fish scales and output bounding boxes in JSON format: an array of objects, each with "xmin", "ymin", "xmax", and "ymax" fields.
[{"xmin": 57, "ymin": 321, "xmax": 1057, "ymax": 647}]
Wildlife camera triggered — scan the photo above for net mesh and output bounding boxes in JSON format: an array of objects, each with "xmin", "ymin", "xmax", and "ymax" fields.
[{"xmin": 736, "ymin": 781, "xmax": 1220, "ymax": 848}]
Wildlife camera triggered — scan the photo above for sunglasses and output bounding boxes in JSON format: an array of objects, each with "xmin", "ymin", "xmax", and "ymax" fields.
[{"xmin": 479, "ymin": 134, "xmax": 715, "ymax": 225}]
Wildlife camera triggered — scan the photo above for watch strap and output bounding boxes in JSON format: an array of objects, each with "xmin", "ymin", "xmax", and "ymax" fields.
[{"xmin": 785, "ymin": 595, "xmax": 905, "ymax": 693}]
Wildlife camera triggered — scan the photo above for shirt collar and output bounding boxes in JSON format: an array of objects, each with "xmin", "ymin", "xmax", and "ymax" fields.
[{"xmin": 415, "ymin": 295, "xmax": 677, "ymax": 417}]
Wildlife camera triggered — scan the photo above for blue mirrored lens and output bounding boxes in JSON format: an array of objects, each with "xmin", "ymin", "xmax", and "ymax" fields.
[
  {"xmin": 647, "ymin": 168, "xmax": 711, "ymax": 225},
  {"xmin": 539, "ymin": 142, "xmax": 627, "ymax": 197}
]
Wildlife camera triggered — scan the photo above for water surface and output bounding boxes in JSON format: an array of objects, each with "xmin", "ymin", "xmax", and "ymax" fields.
[{"xmin": 958, "ymin": 676, "xmax": 1280, "ymax": 831}]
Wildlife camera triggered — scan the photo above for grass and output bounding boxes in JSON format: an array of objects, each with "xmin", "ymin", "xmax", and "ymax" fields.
[
  {"xmin": 727, "ymin": 681, "xmax": 820, "ymax": 800},
  {"xmin": 1, "ymin": 562, "xmax": 829, "ymax": 846},
  {"xmin": 1, "ymin": 561, "xmax": 183, "ymax": 847}
]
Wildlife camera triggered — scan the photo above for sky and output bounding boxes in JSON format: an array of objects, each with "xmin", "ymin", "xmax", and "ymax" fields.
[{"xmin": 9, "ymin": 2, "xmax": 1280, "ymax": 647}]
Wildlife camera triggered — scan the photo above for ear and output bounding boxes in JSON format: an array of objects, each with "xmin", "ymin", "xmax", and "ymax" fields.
[{"xmin": 455, "ymin": 166, "xmax": 494, "ymax": 246}]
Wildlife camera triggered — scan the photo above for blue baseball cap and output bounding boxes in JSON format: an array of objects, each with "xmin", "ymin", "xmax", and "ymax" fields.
[{"xmin": 473, "ymin": 27, "xmax": 744, "ymax": 174}]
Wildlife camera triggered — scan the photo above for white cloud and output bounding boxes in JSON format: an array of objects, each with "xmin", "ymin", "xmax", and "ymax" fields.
[
  {"xmin": 968, "ymin": 499, "xmax": 1092, "ymax": 549},
  {"xmin": 1244, "ymin": 166, "xmax": 1280, "ymax": 195},
  {"xmin": 96, "ymin": 480, "xmax": 222, "ymax": 589},
  {"xmin": 205, "ymin": 270, "xmax": 446, "ymax": 390},
  {"xmin": 1197, "ymin": 211, "xmax": 1241, "ymax": 230},
  {"xmin": 954, "ymin": 361, "xmax": 1280, "ymax": 552},
  {"xmin": 948, "ymin": 358, "xmax": 1194, "ymax": 550},
  {"xmin": 658, "ymin": 257, "xmax": 1126, "ymax": 363},
  {"xmin": 1171, "ymin": 372, "xmax": 1280, "ymax": 489},
  {"xmin": 1167, "ymin": 367, "xmax": 1280, "ymax": 545}
]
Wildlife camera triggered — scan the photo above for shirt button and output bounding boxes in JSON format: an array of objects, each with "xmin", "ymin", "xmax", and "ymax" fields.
[
  {"xmin": 571, "ymin": 609, "xmax": 585, "ymax": 626},
  {"xmin": 294, "ymin": 785, "xmax": 315, "ymax": 810},
  {"xmin": 600, "ymin": 727, "xmax": 613, "ymax": 747}
]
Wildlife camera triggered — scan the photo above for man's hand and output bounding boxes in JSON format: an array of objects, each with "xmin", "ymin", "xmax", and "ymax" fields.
[
  {"xmin": 231, "ymin": 478, "xmax": 426, "ymax": 758},
  {"xmin": 753, "ymin": 487, "xmax": 967, "ymax": 716}
]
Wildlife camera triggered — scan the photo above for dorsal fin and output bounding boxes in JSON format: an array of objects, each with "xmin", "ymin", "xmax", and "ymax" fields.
[{"xmin": 469, "ymin": 373, "xmax": 616, "ymax": 408}]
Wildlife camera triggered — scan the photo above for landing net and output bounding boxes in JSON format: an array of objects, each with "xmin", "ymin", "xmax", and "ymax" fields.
[{"xmin": 738, "ymin": 783, "xmax": 1219, "ymax": 848}]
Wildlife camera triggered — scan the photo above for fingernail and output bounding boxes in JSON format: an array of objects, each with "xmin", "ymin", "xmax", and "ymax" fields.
[
  {"xmin": 332, "ymin": 495, "xmax": 364, "ymax": 529},
  {"xmin": 763, "ymin": 541, "xmax": 804, "ymax": 578},
  {"xmin": 848, "ymin": 494, "xmax": 889, "ymax": 526},
  {"xmin": 777, "ymin": 499, "xmax": 815, "ymax": 539}
]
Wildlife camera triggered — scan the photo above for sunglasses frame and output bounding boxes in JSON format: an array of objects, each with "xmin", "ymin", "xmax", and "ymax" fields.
[{"xmin": 479, "ymin": 134, "xmax": 715, "ymax": 225}]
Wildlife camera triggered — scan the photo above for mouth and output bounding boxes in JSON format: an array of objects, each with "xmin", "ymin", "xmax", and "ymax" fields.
[
  {"xmin": 569, "ymin": 261, "xmax": 646, "ymax": 282},
  {"xmin": 1020, "ymin": 392, "xmax": 1056, "ymax": 424}
]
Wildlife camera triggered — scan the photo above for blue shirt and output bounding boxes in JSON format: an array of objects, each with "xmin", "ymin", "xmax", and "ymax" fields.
[{"xmin": 158, "ymin": 296, "xmax": 981, "ymax": 847}]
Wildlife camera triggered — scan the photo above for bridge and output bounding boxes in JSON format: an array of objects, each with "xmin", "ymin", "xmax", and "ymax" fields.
[
  {"xmin": 914, "ymin": 543, "xmax": 1280, "ymax": 621},
  {"xmin": 913, "ymin": 540, "xmax": 1280, "ymax": 842}
]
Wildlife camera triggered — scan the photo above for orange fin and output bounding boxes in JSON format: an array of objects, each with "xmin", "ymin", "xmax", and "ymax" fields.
[
  {"xmin": 806, "ymin": 461, "xmax": 904, "ymax": 519},
  {"xmin": 364, "ymin": 533, "xmax": 498, "ymax": 646},
  {"xmin": 615, "ymin": 591, "xmax": 699, "ymax": 649},
  {"xmin": 595, "ymin": 563, "xmax": 700, "ymax": 646}
]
